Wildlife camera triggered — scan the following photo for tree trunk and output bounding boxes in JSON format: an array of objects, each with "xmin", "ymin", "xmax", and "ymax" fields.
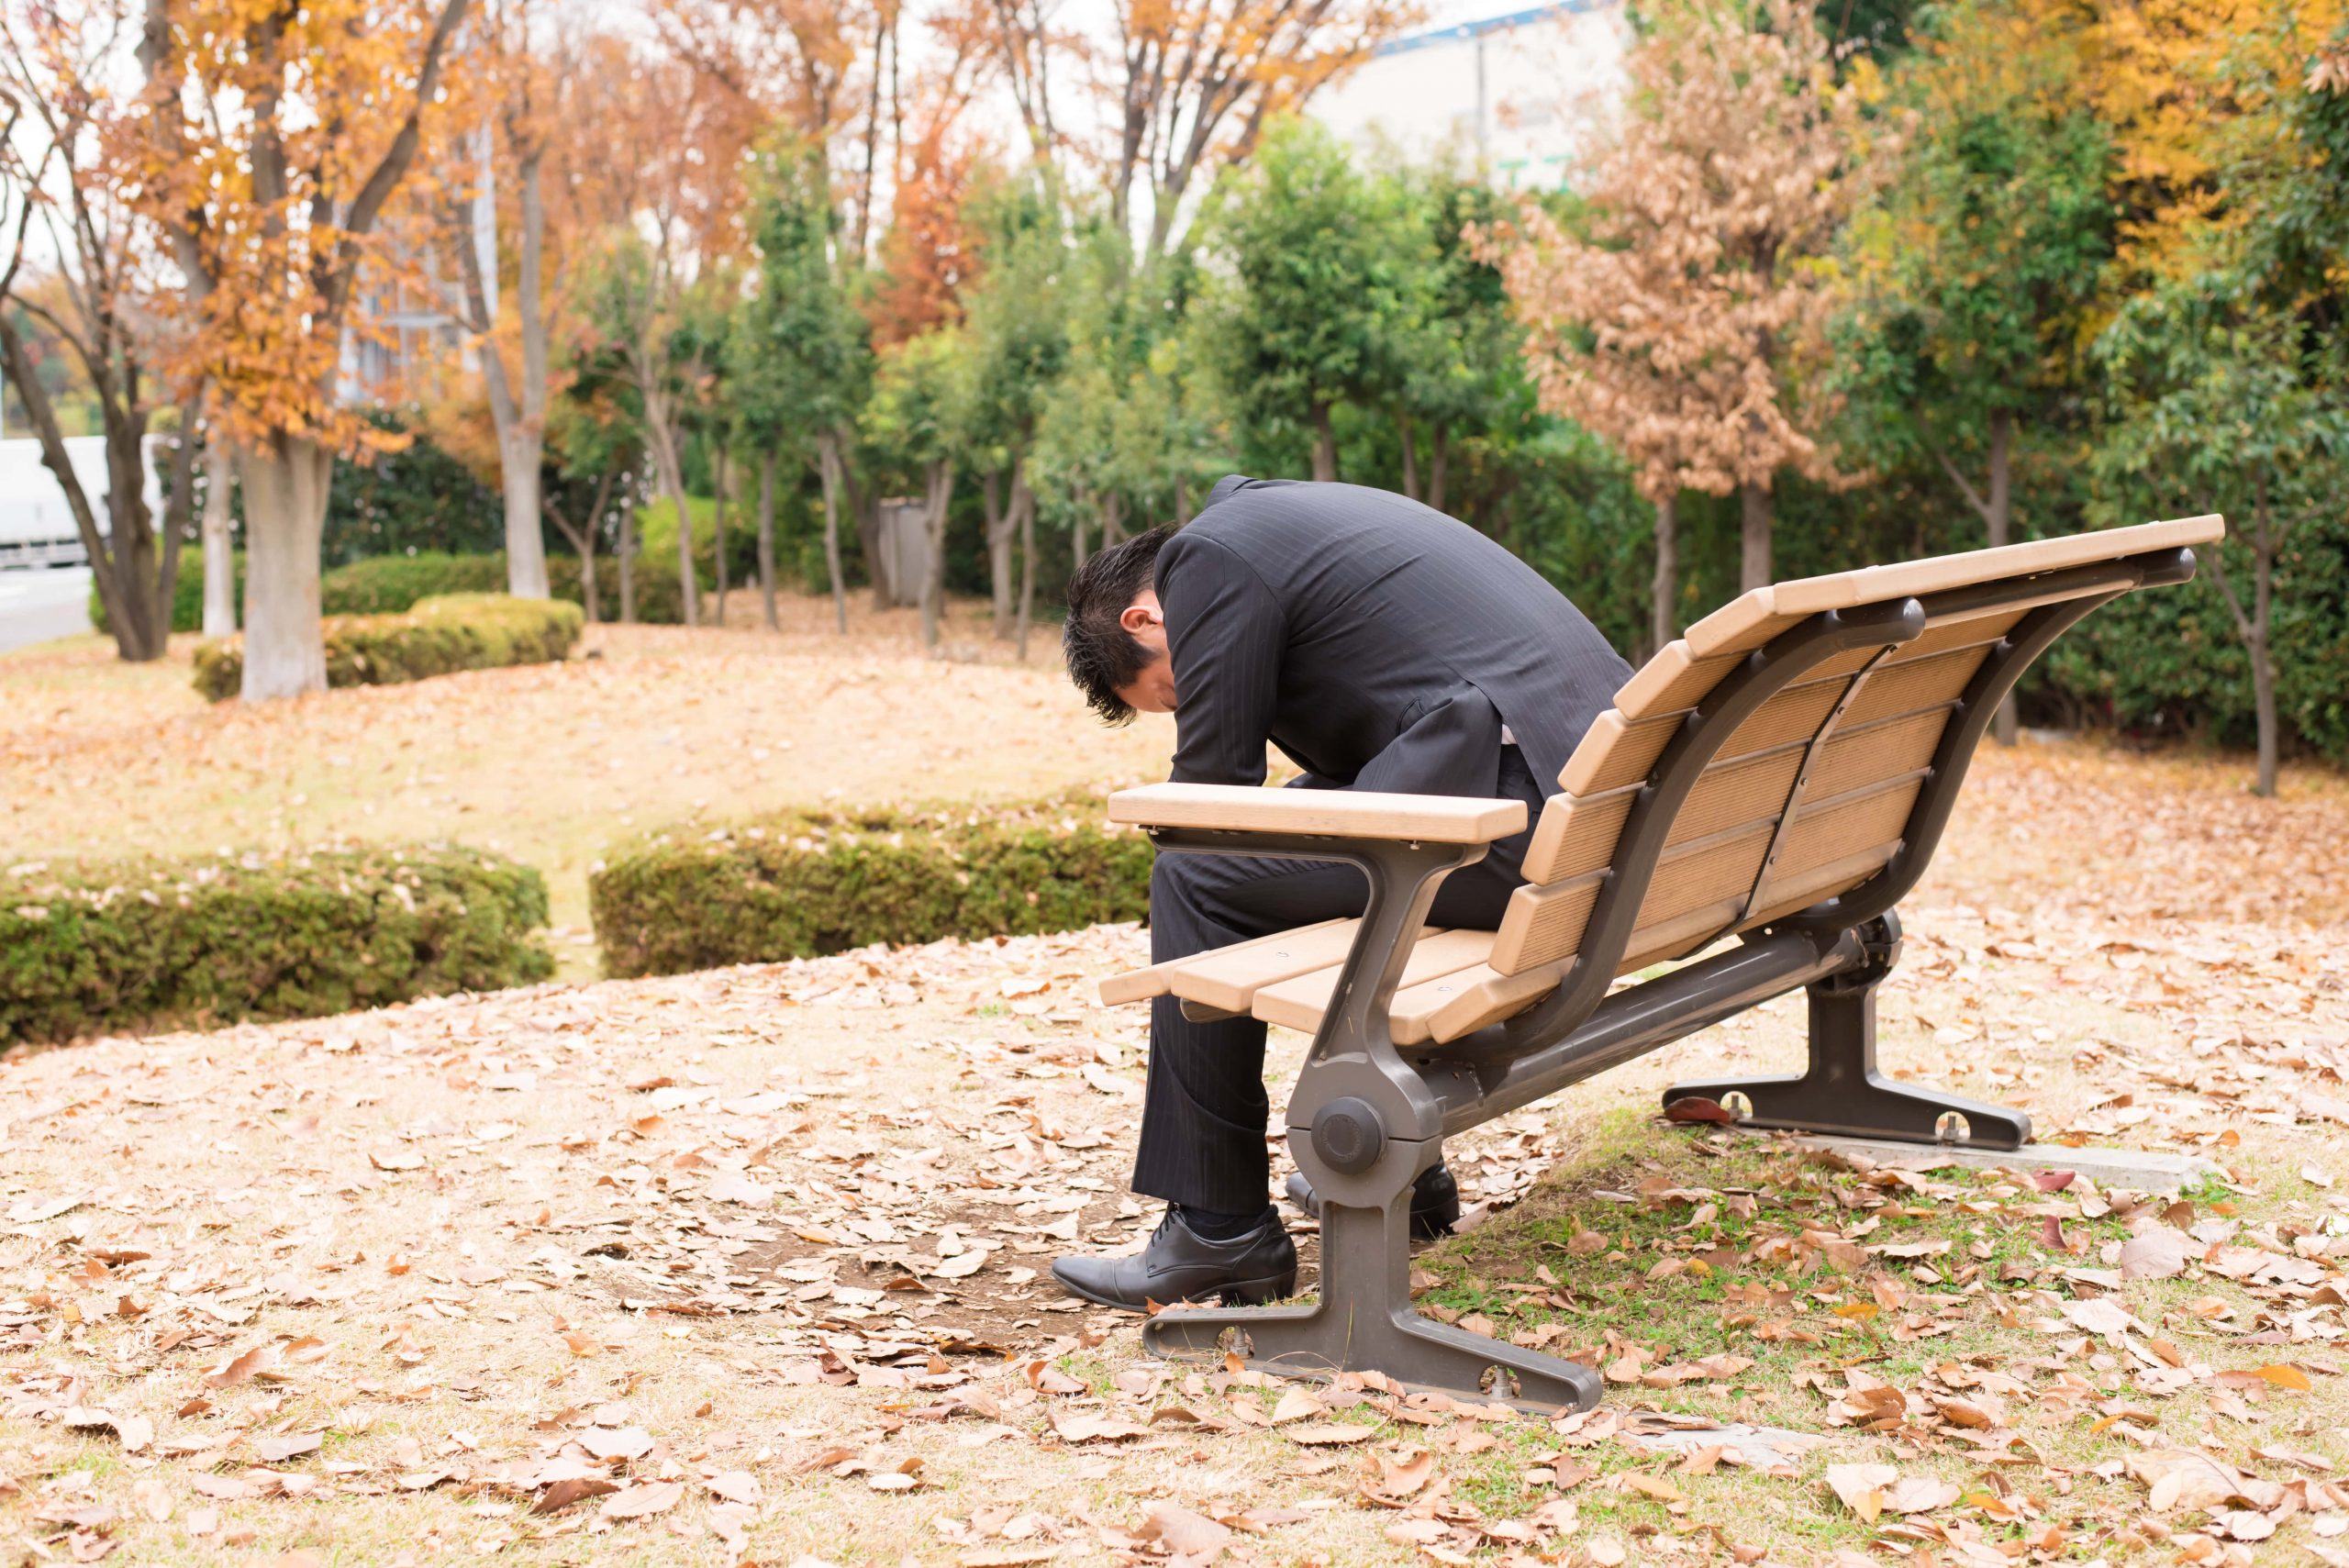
[
  {"xmin": 712, "ymin": 439, "xmax": 729, "ymax": 627},
  {"xmin": 1651, "ymin": 493, "xmax": 1677, "ymax": 655},
  {"xmin": 1100, "ymin": 491, "xmax": 1125, "ymax": 550},
  {"xmin": 643, "ymin": 395, "xmax": 699, "ymax": 628},
  {"xmin": 496, "ymin": 424, "xmax": 547, "ymax": 597},
  {"xmin": 1174, "ymin": 472, "xmax": 1192, "ymax": 526},
  {"xmin": 0, "ymin": 312, "xmax": 167, "ymax": 659},
  {"xmin": 154, "ymin": 417, "xmax": 195, "ymax": 652},
  {"xmin": 1310, "ymin": 403, "xmax": 1337, "ymax": 483},
  {"xmin": 1428, "ymin": 425, "xmax": 1450, "ymax": 516},
  {"xmin": 510, "ymin": 149, "xmax": 551, "ymax": 598},
  {"xmin": 237, "ymin": 436, "xmax": 335, "ymax": 699},
  {"xmin": 618, "ymin": 498, "xmax": 637, "ymax": 624},
  {"xmin": 1986, "ymin": 411, "xmax": 2017, "ymax": 747},
  {"xmin": 1739, "ymin": 480, "xmax": 1772, "ymax": 594},
  {"xmin": 1932, "ymin": 412, "xmax": 2021, "ymax": 742},
  {"xmin": 1071, "ymin": 506, "xmax": 1089, "ymax": 572},
  {"xmin": 919, "ymin": 457, "xmax": 953, "ymax": 651},
  {"xmin": 984, "ymin": 468, "xmax": 1014, "ymax": 639},
  {"xmin": 1397, "ymin": 412, "xmax": 1419, "ymax": 502},
  {"xmin": 2250, "ymin": 616, "xmax": 2278, "ymax": 798},
  {"xmin": 757, "ymin": 450, "xmax": 778, "ymax": 630},
  {"xmin": 2207, "ymin": 483, "xmax": 2284, "ymax": 799},
  {"xmin": 852, "ymin": 463, "xmax": 894, "ymax": 612},
  {"xmin": 2251, "ymin": 507, "xmax": 2278, "ymax": 799},
  {"xmin": 455, "ymin": 160, "xmax": 550, "ymax": 600},
  {"xmin": 201, "ymin": 434, "xmax": 238, "ymax": 637},
  {"xmin": 543, "ymin": 470, "xmax": 609, "ymax": 626},
  {"xmin": 1016, "ymin": 471, "xmax": 1037, "ymax": 661},
  {"xmin": 577, "ymin": 522, "xmax": 597, "ymax": 625},
  {"xmin": 817, "ymin": 433, "xmax": 849, "ymax": 634}
]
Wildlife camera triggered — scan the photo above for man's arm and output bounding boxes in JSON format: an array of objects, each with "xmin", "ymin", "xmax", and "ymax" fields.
[{"xmin": 1161, "ymin": 535, "xmax": 1285, "ymax": 786}]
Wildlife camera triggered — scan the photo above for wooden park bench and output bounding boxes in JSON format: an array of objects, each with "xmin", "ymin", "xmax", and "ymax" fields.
[{"xmin": 1095, "ymin": 513, "xmax": 2224, "ymax": 1410}]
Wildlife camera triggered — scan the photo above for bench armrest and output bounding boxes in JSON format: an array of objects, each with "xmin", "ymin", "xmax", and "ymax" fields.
[{"xmin": 1108, "ymin": 783, "xmax": 1527, "ymax": 845}]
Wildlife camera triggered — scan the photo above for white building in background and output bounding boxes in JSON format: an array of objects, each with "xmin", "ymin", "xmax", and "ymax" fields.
[{"xmin": 1311, "ymin": 0, "xmax": 1629, "ymax": 189}]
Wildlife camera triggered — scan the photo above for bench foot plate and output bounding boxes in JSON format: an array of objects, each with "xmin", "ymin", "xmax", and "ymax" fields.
[
  {"xmin": 1664, "ymin": 1067, "xmax": 2031, "ymax": 1150},
  {"xmin": 1139, "ymin": 1193, "xmax": 1601, "ymax": 1415},
  {"xmin": 1664, "ymin": 924, "xmax": 2030, "ymax": 1151}
]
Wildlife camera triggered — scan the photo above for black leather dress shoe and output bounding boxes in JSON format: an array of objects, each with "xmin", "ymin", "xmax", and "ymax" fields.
[
  {"xmin": 1284, "ymin": 1162, "xmax": 1461, "ymax": 1240},
  {"xmin": 1051, "ymin": 1207, "xmax": 1297, "ymax": 1312}
]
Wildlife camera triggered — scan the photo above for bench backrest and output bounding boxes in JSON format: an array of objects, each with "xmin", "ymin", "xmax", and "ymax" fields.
[{"xmin": 1483, "ymin": 515, "xmax": 2225, "ymax": 984}]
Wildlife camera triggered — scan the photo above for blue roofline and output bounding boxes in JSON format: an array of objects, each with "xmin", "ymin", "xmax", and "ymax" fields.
[{"xmin": 1373, "ymin": 0, "xmax": 1609, "ymax": 56}]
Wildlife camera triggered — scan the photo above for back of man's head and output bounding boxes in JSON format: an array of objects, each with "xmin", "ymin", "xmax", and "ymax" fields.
[{"xmin": 1063, "ymin": 526, "xmax": 1173, "ymax": 724}]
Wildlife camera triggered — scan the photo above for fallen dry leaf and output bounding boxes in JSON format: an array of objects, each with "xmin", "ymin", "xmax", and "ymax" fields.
[
  {"xmin": 601, "ymin": 1480, "xmax": 685, "ymax": 1519},
  {"xmin": 1826, "ymin": 1462, "xmax": 1898, "ymax": 1522}
]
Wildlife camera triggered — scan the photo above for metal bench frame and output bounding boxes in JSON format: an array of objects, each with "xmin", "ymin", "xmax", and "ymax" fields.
[{"xmin": 1134, "ymin": 544, "xmax": 2199, "ymax": 1411}]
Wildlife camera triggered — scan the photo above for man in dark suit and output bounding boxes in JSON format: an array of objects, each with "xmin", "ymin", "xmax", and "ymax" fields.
[{"xmin": 1052, "ymin": 475, "xmax": 1631, "ymax": 1311}]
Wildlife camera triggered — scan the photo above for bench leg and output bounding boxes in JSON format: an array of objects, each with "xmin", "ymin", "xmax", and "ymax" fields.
[
  {"xmin": 1662, "ymin": 915, "xmax": 2032, "ymax": 1150},
  {"xmin": 1139, "ymin": 1181, "xmax": 1603, "ymax": 1414}
]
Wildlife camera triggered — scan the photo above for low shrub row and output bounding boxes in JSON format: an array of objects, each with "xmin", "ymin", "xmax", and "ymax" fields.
[
  {"xmin": 0, "ymin": 846, "xmax": 554, "ymax": 1044},
  {"xmin": 319, "ymin": 551, "xmax": 690, "ymax": 625},
  {"xmin": 111, "ymin": 552, "xmax": 691, "ymax": 635},
  {"xmin": 193, "ymin": 593, "xmax": 584, "ymax": 701},
  {"xmin": 590, "ymin": 793, "xmax": 1154, "ymax": 978}
]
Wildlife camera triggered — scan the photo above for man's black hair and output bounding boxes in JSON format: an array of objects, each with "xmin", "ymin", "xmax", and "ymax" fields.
[{"xmin": 1063, "ymin": 526, "xmax": 1174, "ymax": 724}]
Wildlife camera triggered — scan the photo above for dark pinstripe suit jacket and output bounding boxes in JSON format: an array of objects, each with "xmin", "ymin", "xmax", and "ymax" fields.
[{"xmin": 1159, "ymin": 476, "xmax": 1631, "ymax": 800}]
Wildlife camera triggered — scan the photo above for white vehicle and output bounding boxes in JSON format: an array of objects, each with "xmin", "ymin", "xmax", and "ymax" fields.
[{"xmin": 0, "ymin": 435, "xmax": 167, "ymax": 569}]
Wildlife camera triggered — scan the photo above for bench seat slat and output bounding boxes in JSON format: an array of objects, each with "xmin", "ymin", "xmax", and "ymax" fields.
[
  {"xmin": 1159, "ymin": 919, "xmax": 1435, "ymax": 1015},
  {"xmin": 1251, "ymin": 929, "xmax": 1498, "ymax": 1034},
  {"xmin": 1097, "ymin": 917, "xmax": 1353, "ymax": 1006}
]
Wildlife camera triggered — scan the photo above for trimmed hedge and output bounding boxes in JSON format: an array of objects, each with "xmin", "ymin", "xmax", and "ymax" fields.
[
  {"xmin": 320, "ymin": 551, "xmax": 508, "ymax": 613},
  {"xmin": 90, "ymin": 552, "xmax": 245, "ymax": 637},
  {"xmin": 94, "ymin": 551, "xmax": 677, "ymax": 632},
  {"xmin": 0, "ymin": 845, "xmax": 554, "ymax": 1044},
  {"xmin": 591, "ymin": 794, "xmax": 1153, "ymax": 978},
  {"xmin": 193, "ymin": 593, "xmax": 584, "ymax": 701},
  {"xmin": 319, "ymin": 550, "xmax": 688, "ymax": 624}
]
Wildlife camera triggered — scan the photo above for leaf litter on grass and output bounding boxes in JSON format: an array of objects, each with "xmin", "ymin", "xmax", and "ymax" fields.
[{"xmin": 3, "ymin": 675, "xmax": 2349, "ymax": 1561}]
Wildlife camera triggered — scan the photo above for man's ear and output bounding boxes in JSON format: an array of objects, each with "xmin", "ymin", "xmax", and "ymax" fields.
[{"xmin": 1118, "ymin": 600, "xmax": 1162, "ymax": 635}]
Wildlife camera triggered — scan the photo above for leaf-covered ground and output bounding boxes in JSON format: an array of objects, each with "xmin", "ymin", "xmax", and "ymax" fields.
[{"xmin": 4, "ymin": 614, "xmax": 2348, "ymax": 1565}]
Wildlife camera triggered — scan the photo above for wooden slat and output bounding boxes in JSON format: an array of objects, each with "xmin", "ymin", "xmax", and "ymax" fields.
[
  {"xmin": 1544, "ymin": 706, "xmax": 1952, "ymax": 885},
  {"xmin": 1806, "ymin": 708, "xmax": 1951, "ymax": 800},
  {"xmin": 1108, "ymin": 783, "xmax": 1525, "ymax": 844},
  {"xmin": 1488, "ymin": 871, "xmax": 1605, "ymax": 974},
  {"xmin": 1682, "ymin": 515, "xmax": 2222, "ymax": 659},
  {"xmin": 1631, "ymin": 821, "xmax": 1774, "ymax": 932},
  {"xmin": 1406, "ymin": 831, "xmax": 1913, "ymax": 1046},
  {"xmin": 1628, "ymin": 773, "xmax": 1921, "ymax": 939},
  {"xmin": 1667, "ymin": 748, "xmax": 1806, "ymax": 848},
  {"xmin": 1097, "ymin": 917, "xmax": 1351, "ymax": 1006},
  {"xmin": 1737, "ymin": 841, "xmax": 1906, "ymax": 929},
  {"xmin": 1559, "ymin": 711, "xmax": 1679, "ymax": 795},
  {"xmin": 1608, "ymin": 612, "xmax": 2021, "ymax": 749},
  {"xmin": 1614, "ymin": 642, "xmax": 1742, "ymax": 721},
  {"xmin": 1615, "ymin": 841, "xmax": 1905, "ymax": 972},
  {"xmin": 1396, "ymin": 962, "xmax": 1563, "ymax": 1046},
  {"xmin": 1251, "ymin": 929, "xmax": 1497, "ymax": 1034},
  {"xmin": 1159, "ymin": 919, "xmax": 1417, "ymax": 1016},
  {"xmin": 1713, "ymin": 678, "xmax": 1851, "ymax": 762},
  {"xmin": 1520, "ymin": 788, "xmax": 1635, "ymax": 885},
  {"xmin": 1841, "ymin": 645, "xmax": 1990, "ymax": 728}
]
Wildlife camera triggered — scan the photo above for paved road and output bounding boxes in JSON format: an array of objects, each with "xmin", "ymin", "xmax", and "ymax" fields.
[{"xmin": 0, "ymin": 567, "xmax": 94, "ymax": 653}]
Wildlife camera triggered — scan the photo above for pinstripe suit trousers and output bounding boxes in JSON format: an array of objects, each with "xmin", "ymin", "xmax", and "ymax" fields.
[{"xmin": 1130, "ymin": 747, "xmax": 1545, "ymax": 1213}]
